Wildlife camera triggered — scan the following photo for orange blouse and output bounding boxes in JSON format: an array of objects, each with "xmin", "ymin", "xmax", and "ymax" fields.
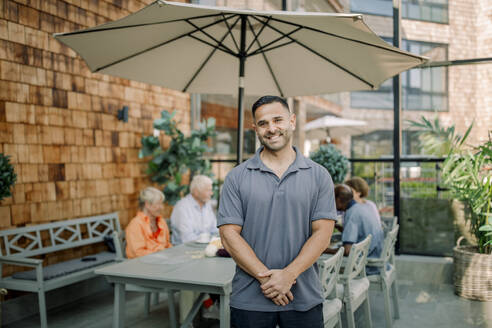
[{"xmin": 125, "ymin": 211, "xmax": 172, "ymax": 259}]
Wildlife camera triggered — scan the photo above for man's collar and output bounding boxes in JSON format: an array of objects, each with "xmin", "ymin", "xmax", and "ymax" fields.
[
  {"xmin": 246, "ymin": 146, "xmax": 311, "ymax": 171},
  {"xmin": 346, "ymin": 199, "xmax": 357, "ymax": 210}
]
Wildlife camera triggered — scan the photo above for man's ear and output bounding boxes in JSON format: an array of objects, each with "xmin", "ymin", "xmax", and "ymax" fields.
[{"xmin": 290, "ymin": 113, "xmax": 297, "ymax": 130}]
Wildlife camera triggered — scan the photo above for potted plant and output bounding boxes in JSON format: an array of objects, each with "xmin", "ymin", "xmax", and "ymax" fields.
[
  {"xmin": 410, "ymin": 117, "xmax": 491, "ymax": 300},
  {"xmin": 309, "ymin": 144, "xmax": 349, "ymax": 184},
  {"xmin": 0, "ymin": 153, "xmax": 17, "ymax": 202},
  {"xmin": 443, "ymin": 132, "xmax": 491, "ymax": 300},
  {"xmin": 139, "ymin": 110, "xmax": 217, "ymax": 205}
]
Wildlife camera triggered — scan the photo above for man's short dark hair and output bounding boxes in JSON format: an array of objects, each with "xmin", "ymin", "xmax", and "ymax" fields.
[
  {"xmin": 252, "ymin": 95, "xmax": 289, "ymax": 118},
  {"xmin": 335, "ymin": 184, "xmax": 353, "ymax": 207}
]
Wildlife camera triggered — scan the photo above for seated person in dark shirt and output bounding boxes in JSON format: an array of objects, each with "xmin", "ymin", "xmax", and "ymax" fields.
[{"xmin": 325, "ymin": 184, "xmax": 384, "ymax": 275}]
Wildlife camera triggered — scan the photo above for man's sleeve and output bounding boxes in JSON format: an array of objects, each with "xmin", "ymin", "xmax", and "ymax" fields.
[
  {"xmin": 342, "ymin": 214, "xmax": 359, "ymax": 244},
  {"xmin": 171, "ymin": 204, "xmax": 198, "ymax": 244},
  {"xmin": 217, "ymin": 172, "xmax": 244, "ymax": 227},
  {"xmin": 311, "ymin": 169, "xmax": 337, "ymax": 221}
]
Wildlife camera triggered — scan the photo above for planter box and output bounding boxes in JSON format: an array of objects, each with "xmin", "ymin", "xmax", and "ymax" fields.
[{"xmin": 453, "ymin": 244, "xmax": 492, "ymax": 301}]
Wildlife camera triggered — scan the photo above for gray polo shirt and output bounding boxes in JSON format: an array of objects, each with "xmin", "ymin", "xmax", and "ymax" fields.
[
  {"xmin": 342, "ymin": 202, "xmax": 384, "ymax": 275},
  {"xmin": 217, "ymin": 147, "xmax": 337, "ymax": 312}
]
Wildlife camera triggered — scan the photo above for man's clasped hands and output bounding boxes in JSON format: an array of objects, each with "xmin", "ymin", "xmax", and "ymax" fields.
[{"xmin": 257, "ymin": 269, "xmax": 297, "ymax": 306}]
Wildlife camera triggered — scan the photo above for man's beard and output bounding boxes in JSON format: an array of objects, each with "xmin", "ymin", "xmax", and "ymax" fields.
[{"xmin": 258, "ymin": 128, "xmax": 293, "ymax": 152}]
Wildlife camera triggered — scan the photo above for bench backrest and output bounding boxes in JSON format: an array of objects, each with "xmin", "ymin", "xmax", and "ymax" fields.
[{"xmin": 0, "ymin": 212, "xmax": 121, "ymax": 258}]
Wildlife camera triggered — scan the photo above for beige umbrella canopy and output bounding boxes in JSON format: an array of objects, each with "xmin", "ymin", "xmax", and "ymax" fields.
[
  {"xmin": 54, "ymin": 0, "xmax": 426, "ymax": 162},
  {"xmin": 305, "ymin": 115, "xmax": 367, "ymax": 131}
]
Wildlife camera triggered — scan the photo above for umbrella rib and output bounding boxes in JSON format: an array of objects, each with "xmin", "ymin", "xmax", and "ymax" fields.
[
  {"xmin": 248, "ymin": 40, "xmax": 295, "ymax": 57},
  {"xmin": 187, "ymin": 35, "xmax": 237, "ymax": 57},
  {"xmin": 55, "ymin": 13, "xmax": 229, "ymax": 36},
  {"xmin": 250, "ymin": 16, "xmax": 375, "ymax": 89},
  {"xmin": 267, "ymin": 16, "xmax": 424, "ymax": 61},
  {"xmin": 246, "ymin": 17, "xmax": 284, "ymax": 97},
  {"xmin": 221, "ymin": 13, "xmax": 240, "ymax": 53},
  {"xmin": 183, "ymin": 16, "xmax": 242, "ymax": 93},
  {"xmin": 185, "ymin": 19, "xmax": 237, "ymax": 55},
  {"xmin": 247, "ymin": 26, "xmax": 302, "ymax": 57},
  {"xmin": 93, "ymin": 14, "xmax": 237, "ymax": 73},
  {"xmin": 245, "ymin": 16, "xmax": 272, "ymax": 54}
]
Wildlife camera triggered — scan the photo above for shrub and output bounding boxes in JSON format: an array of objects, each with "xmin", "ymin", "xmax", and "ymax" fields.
[{"xmin": 310, "ymin": 144, "xmax": 349, "ymax": 184}]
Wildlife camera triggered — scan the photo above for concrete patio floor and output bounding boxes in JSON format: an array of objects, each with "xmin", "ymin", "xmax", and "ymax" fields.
[{"xmin": 6, "ymin": 278, "xmax": 492, "ymax": 328}]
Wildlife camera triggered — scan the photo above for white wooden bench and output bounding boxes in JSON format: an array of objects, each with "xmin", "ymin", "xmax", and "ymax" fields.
[{"xmin": 0, "ymin": 212, "xmax": 121, "ymax": 328}]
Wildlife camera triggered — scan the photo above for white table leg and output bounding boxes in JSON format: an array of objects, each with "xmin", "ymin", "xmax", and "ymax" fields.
[
  {"xmin": 168, "ymin": 290, "xmax": 178, "ymax": 328},
  {"xmin": 113, "ymin": 283, "xmax": 125, "ymax": 328},
  {"xmin": 219, "ymin": 294, "xmax": 230, "ymax": 328}
]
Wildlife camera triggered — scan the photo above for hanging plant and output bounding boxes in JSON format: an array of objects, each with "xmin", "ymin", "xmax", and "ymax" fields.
[
  {"xmin": 310, "ymin": 144, "xmax": 349, "ymax": 184},
  {"xmin": 0, "ymin": 153, "xmax": 17, "ymax": 202}
]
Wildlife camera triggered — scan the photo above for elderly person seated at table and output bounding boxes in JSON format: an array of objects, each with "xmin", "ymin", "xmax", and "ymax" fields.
[
  {"xmin": 170, "ymin": 175, "xmax": 218, "ymax": 245},
  {"xmin": 170, "ymin": 175, "xmax": 220, "ymax": 323},
  {"xmin": 325, "ymin": 184, "xmax": 384, "ymax": 275},
  {"xmin": 345, "ymin": 176, "xmax": 381, "ymax": 224},
  {"xmin": 125, "ymin": 187, "xmax": 172, "ymax": 259}
]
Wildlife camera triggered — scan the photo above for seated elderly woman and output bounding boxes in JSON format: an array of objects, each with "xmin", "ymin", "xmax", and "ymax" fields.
[
  {"xmin": 125, "ymin": 187, "xmax": 172, "ymax": 259},
  {"xmin": 345, "ymin": 176, "xmax": 381, "ymax": 223}
]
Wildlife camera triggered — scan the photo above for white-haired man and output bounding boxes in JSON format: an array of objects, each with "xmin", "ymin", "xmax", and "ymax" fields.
[
  {"xmin": 170, "ymin": 174, "xmax": 218, "ymax": 245},
  {"xmin": 170, "ymin": 175, "xmax": 219, "ymax": 325}
]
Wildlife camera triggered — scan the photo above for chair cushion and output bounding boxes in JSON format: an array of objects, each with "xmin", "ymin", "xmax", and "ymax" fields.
[
  {"xmin": 12, "ymin": 252, "xmax": 116, "ymax": 281},
  {"xmin": 337, "ymin": 277, "xmax": 370, "ymax": 300},
  {"xmin": 323, "ymin": 298, "xmax": 342, "ymax": 320}
]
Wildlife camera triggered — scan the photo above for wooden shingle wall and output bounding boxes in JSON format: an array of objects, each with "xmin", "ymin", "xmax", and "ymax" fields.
[{"xmin": 0, "ymin": 0, "xmax": 190, "ymax": 275}]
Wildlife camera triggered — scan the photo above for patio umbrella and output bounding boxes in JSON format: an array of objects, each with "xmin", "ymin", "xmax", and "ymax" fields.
[
  {"xmin": 54, "ymin": 0, "xmax": 427, "ymax": 164},
  {"xmin": 304, "ymin": 115, "xmax": 367, "ymax": 144},
  {"xmin": 304, "ymin": 115, "xmax": 367, "ymax": 131}
]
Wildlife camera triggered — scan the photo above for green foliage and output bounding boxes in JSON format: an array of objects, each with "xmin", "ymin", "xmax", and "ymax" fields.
[
  {"xmin": 442, "ymin": 133, "xmax": 492, "ymax": 253},
  {"xmin": 310, "ymin": 144, "xmax": 349, "ymax": 184},
  {"xmin": 0, "ymin": 153, "xmax": 17, "ymax": 202},
  {"xmin": 139, "ymin": 110, "xmax": 217, "ymax": 205},
  {"xmin": 408, "ymin": 116, "xmax": 471, "ymax": 157},
  {"xmin": 410, "ymin": 116, "xmax": 491, "ymax": 253}
]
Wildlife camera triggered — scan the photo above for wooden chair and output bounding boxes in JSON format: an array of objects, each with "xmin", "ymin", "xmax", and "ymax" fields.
[
  {"xmin": 318, "ymin": 248, "xmax": 344, "ymax": 328},
  {"xmin": 381, "ymin": 216, "xmax": 398, "ymax": 236},
  {"xmin": 367, "ymin": 225, "xmax": 400, "ymax": 328},
  {"xmin": 338, "ymin": 235, "xmax": 373, "ymax": 328}
]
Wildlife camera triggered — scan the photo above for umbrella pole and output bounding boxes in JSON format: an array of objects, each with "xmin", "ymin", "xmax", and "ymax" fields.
[{"xmin": 236, "ymin": 15, "xmax": 247, "ymax": 166}]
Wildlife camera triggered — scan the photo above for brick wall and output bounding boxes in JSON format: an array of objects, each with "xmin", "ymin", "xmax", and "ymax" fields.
[
  {"xmin": 201, "ymin": 100, "xmax": 253, "ymax": 129},
  {"xmin": 0, "ymin": 0, "xmax": 190, "ymax": 277}
]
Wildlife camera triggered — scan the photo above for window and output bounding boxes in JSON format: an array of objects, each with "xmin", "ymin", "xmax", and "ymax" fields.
[
  {"xmin": 351, "ymin": 0, "xmax": 448, "ymax": 24},
  {"xmin": 351, "ymin": 130, "xmax": 422, "ymax": 158},
  {"xmin": 351, "ymin": 39, "xmax": 448, "ymax": 111},
  {"xmin": 208, "ymin": 128, "xmax": 256, "ymax": 156}
]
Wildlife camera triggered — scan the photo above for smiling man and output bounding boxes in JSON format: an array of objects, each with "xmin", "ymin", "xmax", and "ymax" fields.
[{"xmin": 218, "ymin": 96, "xmax": 337, "ymax": 328}]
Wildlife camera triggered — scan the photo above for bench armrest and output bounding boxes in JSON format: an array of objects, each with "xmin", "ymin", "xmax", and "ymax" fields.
[
  {"xmin": 0, "ymin": 257, "xmax": 45, "ymax": 284},
  {"xmin": 0, "ymin": 257, "xmax": 43, "ymax": 268},
  {"xmin": 111, "ymin": 231, "xmax": 125, "ymax": 260}
]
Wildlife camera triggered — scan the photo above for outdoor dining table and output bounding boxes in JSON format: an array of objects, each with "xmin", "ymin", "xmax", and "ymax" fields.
[{"xmin": 95, "ymin": 242, "xmax": 235, "ymax": 328}]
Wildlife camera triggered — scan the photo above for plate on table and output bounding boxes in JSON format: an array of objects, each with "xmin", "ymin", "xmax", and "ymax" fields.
[
  {"xmin": 193, "ymin": 239, "xmax": 210, "ymax": 244},
  {"xmin": 139, "ymin": 253, "xmax": 190, "ymax": 265}
]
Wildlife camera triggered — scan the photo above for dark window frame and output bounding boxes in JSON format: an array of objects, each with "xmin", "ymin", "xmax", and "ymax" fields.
[
  {"xmin": 351, "ymin": 38, "xmax": 449, "ymax": 112},
  {"xmin": 350, "ymin": 0, "xmax": 449, "ymax": 24}
]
